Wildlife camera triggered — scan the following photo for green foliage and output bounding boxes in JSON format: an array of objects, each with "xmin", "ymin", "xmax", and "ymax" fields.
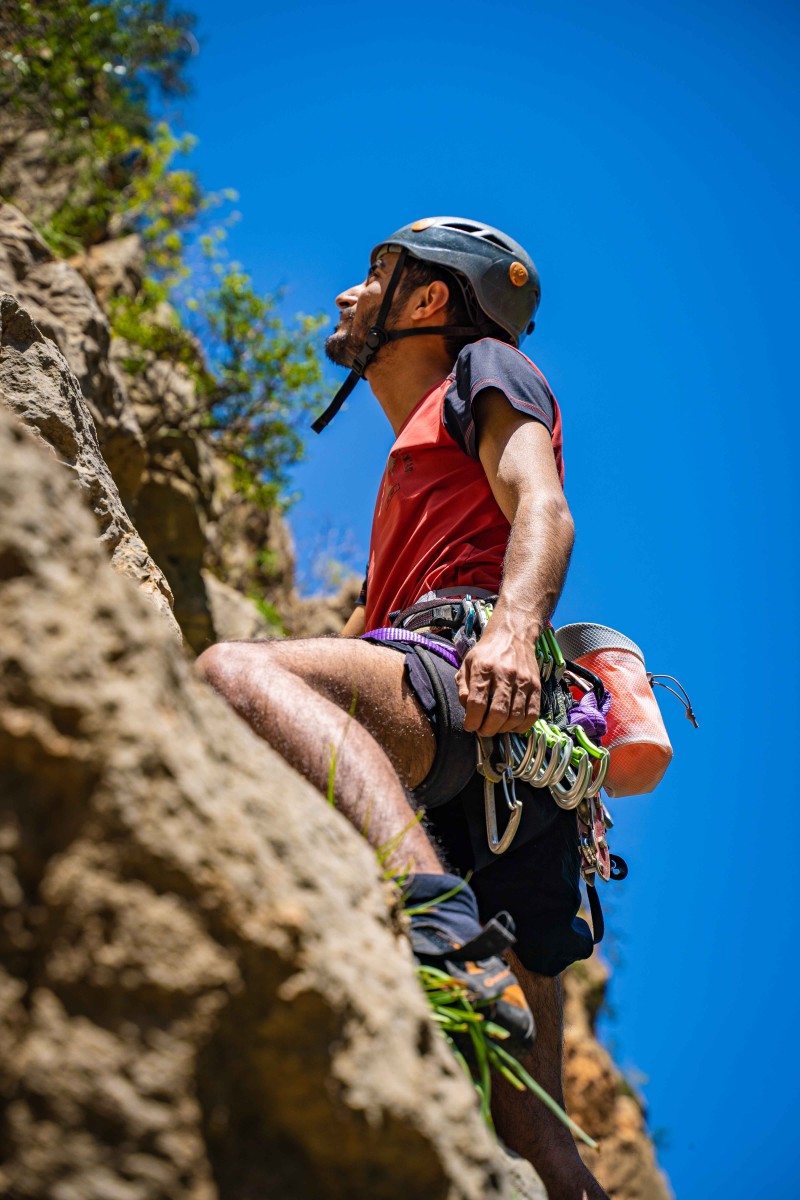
[
  {"xmin": 0, "ymin": 0, "xmax": 194, "ymax": 134},
  {"xmin": 200, "ymin": 272, "xmax": 327, "ymax": 507},
  {"xmin": 249, "ymin": 595, "xmax": 285, "ymax": 636},
  {"xmin": 1, "ymin": 0, "xmax": 330, "ymax": 509},
  {"xmin": 418, "ymin": 965, "xmax": 598, "ymax": 1146},
  {"xmin": 1, "ymin": 1, "xmax": 197, "ymax": 246}
]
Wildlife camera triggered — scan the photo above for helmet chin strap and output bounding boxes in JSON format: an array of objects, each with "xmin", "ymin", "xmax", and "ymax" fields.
[{"xmin": 311, "ymin": 247, "xmax": 483, "ymax": 434}]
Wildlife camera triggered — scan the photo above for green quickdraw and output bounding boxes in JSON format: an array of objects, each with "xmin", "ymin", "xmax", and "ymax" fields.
[{"xmin": 475, "ymin": 623, "xmax": 613, "ymax": 863}]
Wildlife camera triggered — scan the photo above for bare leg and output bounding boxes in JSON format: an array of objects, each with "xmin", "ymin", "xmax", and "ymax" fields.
[
  {"xmin": 196, "ymin": 638, "xmax": 441, "ymax": 875},
  {"xmin": 492, "ymin": 953, "xmax": 608, "ymax": 1200}
]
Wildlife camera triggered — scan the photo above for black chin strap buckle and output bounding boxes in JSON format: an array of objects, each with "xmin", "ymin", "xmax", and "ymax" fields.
[
  {"xmin": 352, "ymin": 326, "xmax": 389, "ymax": 377},
  {"xmin": 312, "ymin": 247, "xmax": 409, "ymax": 434}
]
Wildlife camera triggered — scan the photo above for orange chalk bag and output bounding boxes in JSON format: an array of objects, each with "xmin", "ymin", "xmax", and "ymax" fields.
[{"xmin": 555, "ymin": 623, "xmax": 697, "ymax": 798}]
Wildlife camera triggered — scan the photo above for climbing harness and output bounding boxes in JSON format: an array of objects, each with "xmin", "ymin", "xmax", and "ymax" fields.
[{"xmin": 366, "ymin": 592, "xmax": 698, "ymax": 945}]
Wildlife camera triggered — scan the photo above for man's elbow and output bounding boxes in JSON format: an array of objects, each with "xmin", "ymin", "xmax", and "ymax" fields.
[
  {"xmin": 556, "ymin": 498, "xmax": 575, "ymax": 552},
  {"xmin": 532, "ymin": 492, "xmax": 574, "ymax": 550}
]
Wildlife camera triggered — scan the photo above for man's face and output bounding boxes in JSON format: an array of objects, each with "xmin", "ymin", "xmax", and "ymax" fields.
[{"xmin": 325, "ymin": 251, "xmax": 399, "ymax": 368}]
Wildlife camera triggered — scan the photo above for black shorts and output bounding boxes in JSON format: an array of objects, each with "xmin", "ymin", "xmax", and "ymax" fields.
[{"xmin": 368, "ymin": 636, "xmax": 595, "ymax": 977}]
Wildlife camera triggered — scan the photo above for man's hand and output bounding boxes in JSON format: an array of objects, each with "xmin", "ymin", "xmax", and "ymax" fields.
[{"xmin": 456, "ymin": 614, "xmax": 541, "ymax": 736}]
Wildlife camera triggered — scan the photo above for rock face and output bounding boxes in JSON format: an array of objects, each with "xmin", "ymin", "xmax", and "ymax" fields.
[
  {"xmin": 0, "ymin": 292, "xmax": 178, "ymax": 637},
  {"xmin": 0, "ymin": 203, "xmax": 351, "ymax": 652},
  {"xmin": 564, "ymin": 959, "xmax": 673, "ymax": 1200},
  {"xmin": 0, "ymin": 406, "xmax": 530, "ymax": 1200},
  {"xmin": 0, "ymin": 203, "xmax": 147, "ymax": 504}
]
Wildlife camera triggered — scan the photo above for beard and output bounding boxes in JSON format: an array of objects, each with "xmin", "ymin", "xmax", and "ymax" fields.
[
  {"xmin": 324, "ymin": 320, "xmax": 356, "ymax": 367},
  {"xmin": 325, "ymin": 294, "xmax": 382, "ymax": 368}
]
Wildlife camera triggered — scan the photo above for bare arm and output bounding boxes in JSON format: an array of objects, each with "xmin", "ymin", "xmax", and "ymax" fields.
[
  {"xmin": 341, "ymin": 605, "xmax": 367, "ymax": 637},
  {"xmin": 455, "ymin": 389, "xmax": 574, "ymax": 736}
]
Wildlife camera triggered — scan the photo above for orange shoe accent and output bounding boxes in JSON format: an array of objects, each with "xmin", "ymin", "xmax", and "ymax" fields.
[{"xmin": 499, "ymin": 983, "xmax": 527, "ymax": 1010}]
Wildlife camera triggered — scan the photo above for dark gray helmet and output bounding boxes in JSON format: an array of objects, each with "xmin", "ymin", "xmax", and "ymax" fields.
[
  {"xmin": 312, "ymin": 216, "xmax": 539, "ymax": 433},
  {"xmin": 373, "ymin": 216, "xmax": 540, "ymax": 346}
]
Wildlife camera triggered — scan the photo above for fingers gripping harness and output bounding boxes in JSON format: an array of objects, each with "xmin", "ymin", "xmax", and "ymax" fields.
[{"xmin": 475, "ymin": 626, "xmax": 613, "ymax": 858}]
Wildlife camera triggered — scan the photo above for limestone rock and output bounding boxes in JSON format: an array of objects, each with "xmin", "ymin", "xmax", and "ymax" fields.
[
  {"xmin": 0, "ymin": 204, "xmax": 146, "ymax": 503},
  {"xmin": 202, "ymin": 571, "xmax": 278, "ymax": 641},
  {"xmin": 287, "ymin": 575, "xmax": 365, "ymax": 638},
  {"xmin": 0, "ymin": 404, "xmax": 526, "ymax": 1200},
  {"xmin": 0, "ymin": 200, "xmax": 52, "ymax": 291},
  {"xmin": 71, "ymin": 233, "xmax": 145, "ymax": 307},
  {"xmin": 0, "ymin": 292, "xmax": 178, "ymax": 637},
  {"xmin": 563, "ymin": 956, "xmax": 673, "ymax": 1200},
  {"xmin": 109, "ymin": 335, "xmax": 223, "ymax": 652},
  {"xmin": 204, "ymin": 466, "xmax": 297, "ymax": 610},
  {"xmin": 0, "ymin": 126, "xmax": 79, "ymax": 233}
]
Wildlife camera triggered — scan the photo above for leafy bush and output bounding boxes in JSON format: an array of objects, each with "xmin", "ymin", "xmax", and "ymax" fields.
[{"xmin": 0, "ymin": 0, "xmax": 328, "ymax": 507}]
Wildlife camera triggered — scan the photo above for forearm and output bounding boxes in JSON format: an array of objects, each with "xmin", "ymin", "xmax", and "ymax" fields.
[
  {"xmin": 341, "ymin": 606, "xmax": 367, "ymax": 637},
  {"xmin": 493, "ymin": 494, "xmax": 574, "ymax": 639}
]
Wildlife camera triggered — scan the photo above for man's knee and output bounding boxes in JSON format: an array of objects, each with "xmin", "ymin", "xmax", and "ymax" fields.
[{"xmin": 195, "ymin": 640, "xmax": 267, "ymax": 694}]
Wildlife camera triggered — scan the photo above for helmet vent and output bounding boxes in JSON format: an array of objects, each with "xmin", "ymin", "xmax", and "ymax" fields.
[
  {"xmin": 441, "ymin": 222, "xmax": 512, "ymax": 251},
  {"xmin": 480, "ymin": 232, "xmax": 513, "ymax": 250}
]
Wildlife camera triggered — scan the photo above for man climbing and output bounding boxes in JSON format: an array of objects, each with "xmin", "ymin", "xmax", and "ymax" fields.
[{"xmin": 197, "ymin": 217, "xmax": 607, "ymax": 1200}]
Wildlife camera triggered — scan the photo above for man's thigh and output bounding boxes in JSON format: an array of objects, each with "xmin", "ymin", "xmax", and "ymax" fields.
[{"xmin": 236, "ymin": 637, "xmax": 436, "ymax": 789}]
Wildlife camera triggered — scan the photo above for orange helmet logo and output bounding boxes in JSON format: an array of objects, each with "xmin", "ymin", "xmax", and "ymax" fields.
[{"xmin": 509, "ymin": 261, "xmax": 528, "ymax": 287}]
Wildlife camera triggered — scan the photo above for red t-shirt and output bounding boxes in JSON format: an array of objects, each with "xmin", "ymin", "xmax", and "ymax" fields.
[{"xmin": 364, "ymin": 339, "xmax": 563, "ymax": 630}]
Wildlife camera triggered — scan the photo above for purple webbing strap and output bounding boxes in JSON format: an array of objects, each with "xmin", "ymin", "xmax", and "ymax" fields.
[{"xmin": 362, "ymin": 627, "xmax": 462, "ymax": 670}]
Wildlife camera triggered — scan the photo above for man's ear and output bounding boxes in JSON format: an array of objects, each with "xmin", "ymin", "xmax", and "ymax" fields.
[{"xmin": 413, "ymin": 279, "xmax": 450, "ymax": 322}]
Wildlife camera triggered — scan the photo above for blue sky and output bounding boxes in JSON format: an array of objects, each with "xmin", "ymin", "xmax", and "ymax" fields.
[{"xmin": 175, "ymin": 2, "xmax": 800, "ymax": 1194}]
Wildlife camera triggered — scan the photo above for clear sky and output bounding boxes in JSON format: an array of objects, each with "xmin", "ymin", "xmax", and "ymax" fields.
[{"xmin": 175, "ymin": 2, "xmax": 800, "ymax": 1195}]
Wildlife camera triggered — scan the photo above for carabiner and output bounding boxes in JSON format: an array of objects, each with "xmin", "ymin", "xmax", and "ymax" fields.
[
  {"xmin": 531, "ymin": 731, "xmax": 562, "ymax": 787},
  {"xmin": 584, "ymin": 748, "xmax": 610, "ymax": 798},
  {"xmin": 590, "ymin": 795, "xmax": 611, "ymax": 881},
  {"xmin": 475, "ymin": 734, "xmax": 503, "ymax": 784},
  {"xmin": 484, "ymin": 775, "xmax": 523, "ymax": 855},
  {"xmin": 572, "ymin": 724, "xmax": 607, "ymax": 760},
  {"xmin": 551, "ymin": 747, "xmax": 593, "ymax": 809},
  {"xmin": 518, "ymin": 726, "xmax": 549, "ymax": 781},
  {"xmin": 548, "ymin": 730, "xmax": 575, "ymax": 787},
  {"xmin": 500, "ymin": 763, "xmax": 519, "ymax": 811},
  {"xmin": 544, "ymin": 626, "xmax": 566, "ymax": 680},
  {"xmin": 536, "ymin": 634, "xmax": 553, "ymax": 682}
]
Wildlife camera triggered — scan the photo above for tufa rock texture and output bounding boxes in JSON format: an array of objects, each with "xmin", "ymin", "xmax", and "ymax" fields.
[
  {"xmin": 0, "ymin": 203, "xmax": 147, "ymax": 505},
  {"xmin": 0, "ymin": 290, "xmax": 178, "ymax": 638},
  {"xmin": 0, "ymin": 203, "xmax": 354, "ymax": 652},
  {"xmin": 0, "ymin": 405, "xmax": 541, "ymax": 1200}
]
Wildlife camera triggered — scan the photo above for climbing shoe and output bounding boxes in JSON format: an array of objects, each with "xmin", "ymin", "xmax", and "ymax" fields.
[{"xmin": 409, "ymin": 910, "xmax": 535, "ymax": 1049}]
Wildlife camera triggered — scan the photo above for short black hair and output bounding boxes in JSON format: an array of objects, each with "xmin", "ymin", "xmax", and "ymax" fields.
[{"xmin": 394, "ymin": 255, "xmax": 511, "ymax": 361}]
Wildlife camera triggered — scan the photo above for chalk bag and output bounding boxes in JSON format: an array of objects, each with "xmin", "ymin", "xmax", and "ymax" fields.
[{"xmin": 555, "ymin": 623, "xmax": 673, "ymax": 797}]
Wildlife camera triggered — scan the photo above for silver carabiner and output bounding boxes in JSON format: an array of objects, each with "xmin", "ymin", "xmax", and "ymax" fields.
[
  {"xmin": 584, "ymin": 748, "xmax": 610, "ymax": 798},
  {"xmin": 518, "ymin": 726, "xmax": 549, "ymax": 781},
  {"xmin": 551, "ymin": 747, "xmax": 592, "ymax": 809},
  {"xmin": 484, "ymin": 775, "xmax": 523, "ymax": 855},
  {"xmin": 475, "ymin": 734, "xmax": 503, "ymax": 784},
  {"xmin": 547, "ymin": 731, "xmax": 575, "ymax": 787},
  {"xmin": 532, "ymin": 730, "xmax": 563, "ymax": 787},
  {"xmin": 500, "ymin": 761, "xmax": 519, "ymax": 811}
]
